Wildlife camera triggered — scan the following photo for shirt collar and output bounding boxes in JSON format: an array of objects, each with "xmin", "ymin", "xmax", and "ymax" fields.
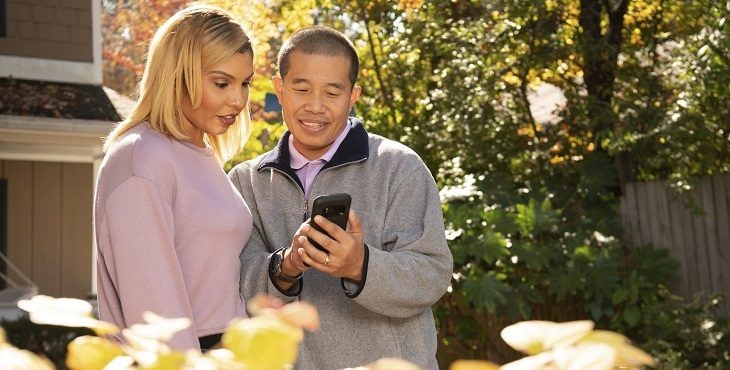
[{"xmin": 288, "ymin": 120, "xmax": 353, "ymax": 170}]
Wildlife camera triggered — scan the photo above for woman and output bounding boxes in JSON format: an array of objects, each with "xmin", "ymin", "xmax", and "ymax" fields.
[{"xmin": 94, "ymin": 5, "xmax": 254, "ymax": 351}]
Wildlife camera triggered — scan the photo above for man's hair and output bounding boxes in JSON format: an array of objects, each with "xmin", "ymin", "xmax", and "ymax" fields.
[
  {"xmin": 104, "ymin": 4, "xmax": 253, "ymax": 163},
  {"xmin": 278, "ymin": 26, "xmax": 359, "ymax": 87}
]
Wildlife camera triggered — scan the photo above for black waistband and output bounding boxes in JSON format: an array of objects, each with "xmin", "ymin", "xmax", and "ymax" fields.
[{"xmin": 199, "ymin": 333, "xmax": 222, "ymax": 351}]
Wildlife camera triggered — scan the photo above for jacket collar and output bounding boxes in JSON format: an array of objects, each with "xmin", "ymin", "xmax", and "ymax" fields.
[{"xmin": 257, "ymin": 117, "xmax": 370, "ymax": 175}]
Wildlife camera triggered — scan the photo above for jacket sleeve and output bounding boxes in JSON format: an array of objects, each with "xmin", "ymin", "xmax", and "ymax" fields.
[
  {"xmin": 228, "ymin": 165, "xmax": 301, "ymax": 308},
  {"xmin": 101, "ymin": 176, "xmax": 199, "ymax": 350},
  {"xmin": 352, "ymin": 162, "xmax": 453, "ymax": 318}
]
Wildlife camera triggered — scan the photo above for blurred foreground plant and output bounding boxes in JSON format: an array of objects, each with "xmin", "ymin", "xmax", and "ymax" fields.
[
  {"xmin": 2, "ymin": 296, "xmax": 657, "ymax": 369},
  {"xmin": 2, "ymin": 294, "xmax": 320, "ymax": 370},
  {"xmin": 450, "ymin": 320, "xmax": 656, "ymax": 370}
]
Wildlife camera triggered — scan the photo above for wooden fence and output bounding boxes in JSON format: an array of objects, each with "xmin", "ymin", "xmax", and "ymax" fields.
[{"xmin": 619, "ymin": 174, "xmax": 730, "ymax": 317}]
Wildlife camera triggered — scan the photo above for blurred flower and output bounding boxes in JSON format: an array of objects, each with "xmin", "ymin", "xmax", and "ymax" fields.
[
  {"xmin": 248, "ymin": 293, "xmax": 320, "ymax": 331},
  {"xmin": 500, "ymin": 320, "xmax": 594, "ymax": 355},
  {"xmin": 66, "ymin": 336, "xmax": 125, "ymax": 370},
  {"xmin": 223, "ymin": 316, "xmax": 303, "ymax": 369},
  {"xmin": 581, "ymin": 330, "xmax": 656, "ymax": 368},
  {"xmin": 0, "ymin": 346, "xmax": 55, "ymax": 370},
  {"xmin": 127, "ymin": 311, "xmax": 191, "ymax": 344},
  {"xmin": 17, "ymin": 295, "xmax": 118, "ymax": 336},
  {"xmin": 188, "ymin": 348, "xmax": 246, "ymax": 370},
  {"xmin": 499, "ymin": 320, "xmax": 656, "ymax": 370},
  {"xmin": 450, "ymin": 359, "xmax": 501, "ymax": 370},
  {"xmin": 344, "ymin": 357, "xmax": 423, "ymax": 370}
]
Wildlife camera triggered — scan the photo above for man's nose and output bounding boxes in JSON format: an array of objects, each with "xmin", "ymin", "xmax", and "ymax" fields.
[{"xmin": 304, "ymin": 93, "xmax": 325, "ymax": 113}]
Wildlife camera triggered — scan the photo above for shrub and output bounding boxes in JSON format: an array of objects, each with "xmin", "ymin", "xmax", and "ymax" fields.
[{"xmin": 1, "ymin": 314, "xmax": 92, "ymax": 369}]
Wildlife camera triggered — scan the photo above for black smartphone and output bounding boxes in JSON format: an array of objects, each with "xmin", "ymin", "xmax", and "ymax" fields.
[{"xmin": 308, "ymin": 193, "xmax": 351, "ymax": 251}]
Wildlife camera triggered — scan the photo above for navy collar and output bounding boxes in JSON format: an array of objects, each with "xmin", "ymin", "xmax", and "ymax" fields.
[{"xmin": 257, "ymin": 117, "xmax": 370, "ymax": 182}]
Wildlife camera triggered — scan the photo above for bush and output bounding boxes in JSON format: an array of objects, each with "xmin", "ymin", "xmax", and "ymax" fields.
[
  {"xmin": 636, "ymin": 292, "xmax": 730, "ymax": 370},
  {"xmin": 1, "ymin": 314, "xmax": 93, "ymax": 370}
]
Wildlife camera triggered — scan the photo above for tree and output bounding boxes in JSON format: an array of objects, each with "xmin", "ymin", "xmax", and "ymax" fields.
[{"xmin": 308, "ymin": 0, "xmax": 728, "ymax": 365}]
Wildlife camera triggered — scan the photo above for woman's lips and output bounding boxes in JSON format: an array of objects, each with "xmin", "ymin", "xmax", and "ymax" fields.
[{"xmin": 218, "ymin": 114, "xmax": 237, "ymax": 126}]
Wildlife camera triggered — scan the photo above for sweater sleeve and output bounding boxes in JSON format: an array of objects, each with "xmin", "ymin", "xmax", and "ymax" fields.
[
  {"xmin": 228, "ymin": 166, "xmax": 301, "ymax": 307},
  {"xmin": 352, "ymin": 162, "xmax": 454, "ymax": 318},
  {"xmin": 101, "ymin": 176, "xmax": 199, "ymax": 350}
]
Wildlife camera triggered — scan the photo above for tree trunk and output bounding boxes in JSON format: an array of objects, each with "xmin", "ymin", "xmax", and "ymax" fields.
[{"xmin": 578, "ymin": 0, "xmax": 634, "ymax": 194}]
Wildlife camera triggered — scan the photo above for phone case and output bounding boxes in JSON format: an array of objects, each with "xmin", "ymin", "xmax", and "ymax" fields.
[{"xmin": 309, "ymin": 193, "xmax": 351, "ymax": 251}]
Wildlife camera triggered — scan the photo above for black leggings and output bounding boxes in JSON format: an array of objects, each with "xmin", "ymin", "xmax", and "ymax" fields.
[{"xmin": 198, "ymin": 333, "xmax": 222, "ymax": 351}]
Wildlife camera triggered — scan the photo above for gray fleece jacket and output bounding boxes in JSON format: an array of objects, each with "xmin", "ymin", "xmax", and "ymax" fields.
[{"xmin": 227, "ymin": 118, "xmax": 453, "ymax": 370}]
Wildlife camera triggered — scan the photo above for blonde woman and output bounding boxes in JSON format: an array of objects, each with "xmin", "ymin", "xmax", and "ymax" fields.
[{"xmin": 94, "ymin": 5, "xmax": 254, "ymax": 351}]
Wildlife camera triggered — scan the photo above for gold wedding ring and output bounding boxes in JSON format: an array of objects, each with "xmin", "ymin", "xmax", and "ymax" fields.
[{"xmin": 324, "ymin": 255, "xmax": 331, "ymax": 265}]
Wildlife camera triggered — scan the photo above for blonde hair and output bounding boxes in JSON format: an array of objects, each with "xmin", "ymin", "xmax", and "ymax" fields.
[{"xmin": 104, "ymin": 4, "xmax": 253, "ymax": 164}]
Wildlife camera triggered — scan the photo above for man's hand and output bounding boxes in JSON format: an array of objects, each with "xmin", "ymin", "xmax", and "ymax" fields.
[
  {"xmin": 298, "ymin": 209, "xmax": 365, "ymax": 282},
  {"xmin": 275, "ymin": 223, "xmax": 313, "ymax": 289}
]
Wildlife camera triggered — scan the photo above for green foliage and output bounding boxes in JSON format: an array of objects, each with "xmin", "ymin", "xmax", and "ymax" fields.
[
  {"xmin": 637, "ymin": 291, "xmax": 730, "ymax": 369},
  {"xmin": 306, "ymin": 2, "xmax": 729, "ymax": 365}
]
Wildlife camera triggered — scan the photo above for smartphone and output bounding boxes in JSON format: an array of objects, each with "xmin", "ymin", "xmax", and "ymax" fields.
[{"xmin": 308, "ymin": 193, "xmax": 351, "ymax": 251}]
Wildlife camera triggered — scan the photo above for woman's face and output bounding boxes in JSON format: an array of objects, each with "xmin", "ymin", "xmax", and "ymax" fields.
[{"xmin": 180, "ymin": 50, "xmax": 254, "ymax": 147}]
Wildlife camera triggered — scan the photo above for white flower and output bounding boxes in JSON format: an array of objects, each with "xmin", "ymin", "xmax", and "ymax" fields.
[
  {"xmin": 500, "ymin": 320, "xmax": 594, "ymax": 355},
  {"xmin": 17, "ymin": 295, "xmax": 118, "ymax": 335}
]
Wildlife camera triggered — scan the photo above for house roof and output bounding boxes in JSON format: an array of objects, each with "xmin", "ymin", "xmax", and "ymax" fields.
[{"xmin": 0, "ymin": 77, "xmax": 125, "ymax": 122}]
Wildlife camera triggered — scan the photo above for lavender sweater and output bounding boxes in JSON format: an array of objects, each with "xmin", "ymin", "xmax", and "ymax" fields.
[{"xmin": 94, "ymin": 123, "xmax": 252, "ymax": 350}]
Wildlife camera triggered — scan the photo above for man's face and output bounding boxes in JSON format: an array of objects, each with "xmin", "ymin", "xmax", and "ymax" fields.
[{"xmin": 273, "ymin": 51, "xmax": 361, "ymax": 160}]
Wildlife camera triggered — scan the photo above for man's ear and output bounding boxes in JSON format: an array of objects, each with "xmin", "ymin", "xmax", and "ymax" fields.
[
  {"xmin": 349, "ymin": 85, "xmax": 361, "ymax": 109},
  {"xmin": 272, "ymin": 75, "xmax": 283, "ymax": 99}
]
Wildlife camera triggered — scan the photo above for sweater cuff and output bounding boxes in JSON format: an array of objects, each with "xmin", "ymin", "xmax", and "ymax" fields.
[
  {"xmin": 341, "ymin": 243, "xmax": 369, "ymax": 298},
  {"xmin": 269, "ymin": 247, "xmax": 302, "ymax": 297}
]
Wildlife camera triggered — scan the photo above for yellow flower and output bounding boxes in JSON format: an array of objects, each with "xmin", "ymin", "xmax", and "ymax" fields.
[
  {"xmin": 223, "ymin": 316, "xmax": 303, "ymax": 370},
  {"xmin": 0, "ymin": 327, "xmax": 7, "ymax": 347},
  {"xmin": 17, "ymin": 295, "xmax": 118, "ymax": 336},
  {"xmin": 450, "ymin": 359, "xmax": 501, "ymax": 370},
  {"xmin": 581, "ymin": 330, "xmax": 656, "ymax": 368},
  {"xmin": 248, "ymin": 294, "xmax": 320, "ymax": 331},
  {"xmin": 66, "ymin": 335, "xmax": 125, "ymax": 370}
]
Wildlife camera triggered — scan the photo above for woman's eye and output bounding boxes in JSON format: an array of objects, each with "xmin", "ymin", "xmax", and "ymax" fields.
[
  {"xmin": 243, "ymin": 81, "xmax": 252, "ymax": 87},
  {"xmin": 215, "ymin": 82, "xmax": 229, "ymax": 88}
]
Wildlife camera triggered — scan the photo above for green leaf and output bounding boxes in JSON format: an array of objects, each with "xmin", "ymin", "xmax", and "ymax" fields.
[
  {"xmin": 623, "ymin": 304, "xmax": 641, "ymax": 327},
  {"xmin": 462, "ymin": 273, "xmax": 511, "ymax": 313},
  {"xmin": 515, "ymin": 198, "xmax": 559, "ymax": 236}
]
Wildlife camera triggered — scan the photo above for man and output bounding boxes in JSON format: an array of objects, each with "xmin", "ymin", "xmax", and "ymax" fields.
[{"xmin": 228, "ymin": 26, "xmax": 453, "ymax": 370}]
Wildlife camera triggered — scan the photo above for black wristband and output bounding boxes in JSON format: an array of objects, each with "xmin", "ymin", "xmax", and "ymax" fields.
[{"xmin": 271, "ymin": 249, "xmax": 302, "ymax": 283}]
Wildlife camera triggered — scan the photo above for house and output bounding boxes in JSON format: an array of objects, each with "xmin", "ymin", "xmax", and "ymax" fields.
[{"xmin": 0, "ymin": 0, "xmax": 129, "ymax": 308}]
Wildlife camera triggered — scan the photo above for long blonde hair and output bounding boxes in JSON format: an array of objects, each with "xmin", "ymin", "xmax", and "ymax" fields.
[{"xmin": 104, "ymin": 4, "xmax": 253, "ymax": 164}]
